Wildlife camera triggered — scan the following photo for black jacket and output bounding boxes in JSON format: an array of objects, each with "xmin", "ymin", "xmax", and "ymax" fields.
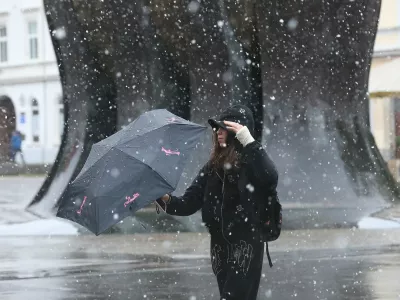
[{"xmin": 156, "ymin": 140, "xmax": 278, "ymax": 242}]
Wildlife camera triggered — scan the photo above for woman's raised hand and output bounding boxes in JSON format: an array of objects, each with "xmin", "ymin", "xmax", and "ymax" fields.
[
  {"xmin": 223, "ymin": 121, "xmax": 244, "ymax": 133},
  {"xmin": 160, "ymin": 194, "xmax": 170, "ymax": 202}
]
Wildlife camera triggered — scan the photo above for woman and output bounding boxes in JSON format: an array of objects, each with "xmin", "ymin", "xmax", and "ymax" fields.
[{"xmin": 156, "ymin": 104, "xmax": 278, "ymax": 300}]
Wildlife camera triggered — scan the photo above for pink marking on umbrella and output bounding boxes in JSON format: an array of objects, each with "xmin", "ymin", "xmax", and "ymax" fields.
[
  {"xmin": 77, "ymin": 196, "xmax": 87, "ymax": 215},
  {"xmin": 124, "ymin": 193, "xmax": 140, "ymax": 208},
  {"xmin": 161, "ymin": 147, "xmax": 180, "ymax": 156},
  {"xmin": 166, "ymin": 117, "xmax": 178, "ymax": 123}
]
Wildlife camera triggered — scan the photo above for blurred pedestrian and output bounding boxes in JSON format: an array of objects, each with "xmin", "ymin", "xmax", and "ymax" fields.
[
  {"xmin": 156, "ymin": 105, "xmax": 279, "ymax": 300},
  {"xmin": 9, "ymin": 130, "xmax": 25, "ymax": 165}
]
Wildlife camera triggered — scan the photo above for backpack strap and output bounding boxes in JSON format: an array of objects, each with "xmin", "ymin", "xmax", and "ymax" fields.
[{"xmin": 266, "ymin": 242, "xmax": 273, "ymax": 268}]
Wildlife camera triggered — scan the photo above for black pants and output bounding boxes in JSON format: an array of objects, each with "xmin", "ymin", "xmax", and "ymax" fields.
[
  {"xmin": 9, "ymin": 149, "xmax": 25, "ymax": 164},
  {"xmin": 210, "ymin": 232, "xmax": 264, "ymax": 300}
]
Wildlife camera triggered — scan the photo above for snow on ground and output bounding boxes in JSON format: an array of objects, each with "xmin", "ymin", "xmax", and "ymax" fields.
[
  {"xmin": 0, "ymin": 219, "xmax": 79, "ymax": 236},
  {"xmin": 171, "ymin": 254, "xmax": 209, "ymax": 260},
  {"xmin": 358, "ymin": 217, "xmax": 400, "ymax": 229},
  {"xmin": 1, "ymin": 216, "xmax": 399, "ymax": 236}
]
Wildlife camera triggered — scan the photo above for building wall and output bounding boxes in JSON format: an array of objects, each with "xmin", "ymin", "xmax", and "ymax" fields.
[
  {"xmin": 0, "ymin": 0, "xmax": 63, "ymax": 165},
  {"xmin": 377, "ymin": 0, "xmax": 399, "ymax": 29},
  {"xmin": 0, "ymin": 81, "xmax": 62, "ymax": 164},
  {"xmin": 374, "ymin": 0, "xmax": 400, "ymax": 51},
  {"xmin": 369, "ymin": 0, "xmax": 400, "ymax": 166},
  {"xmin": 370, "ymin": 97, "xmax": 394, "ymax": 161},
  {"xmin": 371, "ymin": 57, "xmax": 393, "ymax": 69}
]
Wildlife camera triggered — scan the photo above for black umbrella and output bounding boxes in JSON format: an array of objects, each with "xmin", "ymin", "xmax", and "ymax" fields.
[{"xmin": 56, "ymin": 109, "xmax": 206, "ymax": 235}]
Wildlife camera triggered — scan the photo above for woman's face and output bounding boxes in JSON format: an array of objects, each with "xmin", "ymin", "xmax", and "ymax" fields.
[{"xmin": 217, "ymin": 127, "xmax": 228, "ymax": 147}]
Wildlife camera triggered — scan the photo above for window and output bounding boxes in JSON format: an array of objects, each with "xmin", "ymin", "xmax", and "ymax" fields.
[
  {"xmin": 32, "ymin": 98, "xmax": 39, "ymax": 142},
  {"xmin": 20, "ymin": 112, "xmax": 26, "ymax": 125},
  {"xmin": 28, "ymin": 21, "xmax": 38, "ymax": 59},
  {"xmin": 19, "ymin": 95, "xmax": 25, "ymax": 107},
  {"xmin": 0, "ymin": 25, "xmax": 7, "ymax": 62},
  {"xmin": 59, "ymin": 96, "xmax": 64, "ymax": 138}
]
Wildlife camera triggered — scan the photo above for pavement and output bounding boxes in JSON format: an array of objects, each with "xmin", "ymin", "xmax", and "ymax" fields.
[
  {"xmin": 372, "ymin": 203, "xmax": 400, "ymax": 223},
  {"xmin": 1, "ymin": 229, "xmax": 400, "ymax": 299},
  {"xmin": 2, "ymin": 176, "xmax": 400, "ymax": 299},
  {"xmin": 0, "ymin": 162, "xmax": 52, "ymax": 176},
  {"xmin": 0, "ymin": 176, "xmax": 44, "ymax": 224},
  {"xmin": 0, "ymin": 175, "xmax": 207, "ymax": 235},
  {"xmin": 3, "ymin": 174, "xmax": 400, "ymax": 230}
]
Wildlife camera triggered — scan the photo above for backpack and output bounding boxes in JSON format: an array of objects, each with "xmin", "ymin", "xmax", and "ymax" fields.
[{"xmin": 259, "ymin": 189, "xmax": 282, "ymax": 267}]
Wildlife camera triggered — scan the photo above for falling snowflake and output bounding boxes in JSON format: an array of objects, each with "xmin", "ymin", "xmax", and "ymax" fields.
[
  {"xmin": 187, "ymin": 1, "xmax": 200, "ymax": 14},
  {"xmin": 53, "ymin": 27, "xmax": 66, "ymax": 39},
  {"xmin": 111, "ymin": 168, "xmax": 120, "ymax": 178},
  {"xmin": 287, "ymin": 18, "xmax": 298, "ymax": 31},
  {"xmin": 265, "ymin": 289, "xmax": 272, "ymax": 298},
  {"xmin": 224, "ymin": 162, "xmax": 232, "ymax": 170},
  {"xmin": 222, "ymin": 70, "xmax": 233, "ymax": 82},
  {"xmin": 246, "ymin": 183, "xmax": 254, "ymax": 192}
]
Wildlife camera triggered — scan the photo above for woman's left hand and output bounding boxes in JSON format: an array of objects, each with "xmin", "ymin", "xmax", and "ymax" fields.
[{"xmin": 223, "ymin": 121, "xmax": 244, "ymax": 134}]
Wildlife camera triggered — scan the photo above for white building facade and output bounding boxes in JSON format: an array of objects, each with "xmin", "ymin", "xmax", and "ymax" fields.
[{"xmin": 0, "ymin": 0, "xmax": 63, "ymax": 165}]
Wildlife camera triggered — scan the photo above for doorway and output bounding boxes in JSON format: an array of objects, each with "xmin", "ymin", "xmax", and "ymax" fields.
[{"xmin": 0, "ymin": 95, "xmax": 16, "ymax": 162}]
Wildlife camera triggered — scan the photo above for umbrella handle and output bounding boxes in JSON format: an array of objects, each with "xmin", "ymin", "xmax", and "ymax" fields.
[{"xmin": 156, "ymin": 204, "xmax": 160, "ymax": 214}]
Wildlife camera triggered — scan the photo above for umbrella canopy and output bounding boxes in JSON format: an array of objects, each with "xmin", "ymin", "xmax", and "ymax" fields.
[{"xmin": 57, "ymin": 109, "xmax": 207, "ymax": 235}]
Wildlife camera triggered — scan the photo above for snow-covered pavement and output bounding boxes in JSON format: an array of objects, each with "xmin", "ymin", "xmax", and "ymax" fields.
[
  {"xmin": 0, "ymin": 219, "xmax": 78, "ymax": 236},
  {"xmin": 1, "ymin": 177, "xmax": 400, "ymax": 299},
  {"xmin": 0, "ymin": 176, "xmax": 44, "ymax": 224},
  {"xmin": 1, "ymin": 229, "xmax": 400, "ymax": 299},
  {"xmin": 2, "ymin": 175, "xmax": 400, "ymax": 234},
  {"xmin": 0, "ymin": 175, "xmax": 80, "ymax": 235}
]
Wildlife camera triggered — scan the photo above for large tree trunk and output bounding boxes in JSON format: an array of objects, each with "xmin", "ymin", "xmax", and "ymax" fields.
[{"xmin": 28, "ymin": 0, "xmax": 399, "ymax": 229}]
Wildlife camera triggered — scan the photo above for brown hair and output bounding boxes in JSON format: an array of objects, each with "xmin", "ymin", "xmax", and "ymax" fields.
[{"xmin": 209, "ymin": 131, "xmax": 241, "ymax": 171}]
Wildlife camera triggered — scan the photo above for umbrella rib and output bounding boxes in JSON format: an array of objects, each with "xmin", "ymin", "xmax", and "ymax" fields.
[
  {"xmin": 93, "ymin": 148, "xmax": 117, "ymax": 236},
  {"xmin": 75, "ymin": 123, "xmax": 177, "ymax": 183},
  {"xmin": 73, "ymin": 123, "xmax": 202, "ymax": 187},
  {"xmin": 113, "ymin": 147, "xmax": 175, "ymax": 190},
  {"xmin": 85, "ymin": 122, "xmax": 205, "ymax": 183},
  {"xmin": 116, "ymin": 122, "xmax": 206, "ymax": 147},
  {"xmin": 72, "ymin": 119, "xmax": 205, "ymax": 200},
  {"xmin": 72, "ymin": 144, "xmax": 111, "ymax": 184},
  {"xmin": 93, "ymin": 149, "xmax": 116, "ymax": 199}
]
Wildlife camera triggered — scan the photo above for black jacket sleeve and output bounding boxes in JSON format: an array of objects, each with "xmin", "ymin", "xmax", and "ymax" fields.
[
  {"xmin": 155, "ymin": 164, "xmax": 208, "ymax": 216},
  {"xmin": 241, "ymin": 141, "xmax": 278, "ymax": 189}
]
